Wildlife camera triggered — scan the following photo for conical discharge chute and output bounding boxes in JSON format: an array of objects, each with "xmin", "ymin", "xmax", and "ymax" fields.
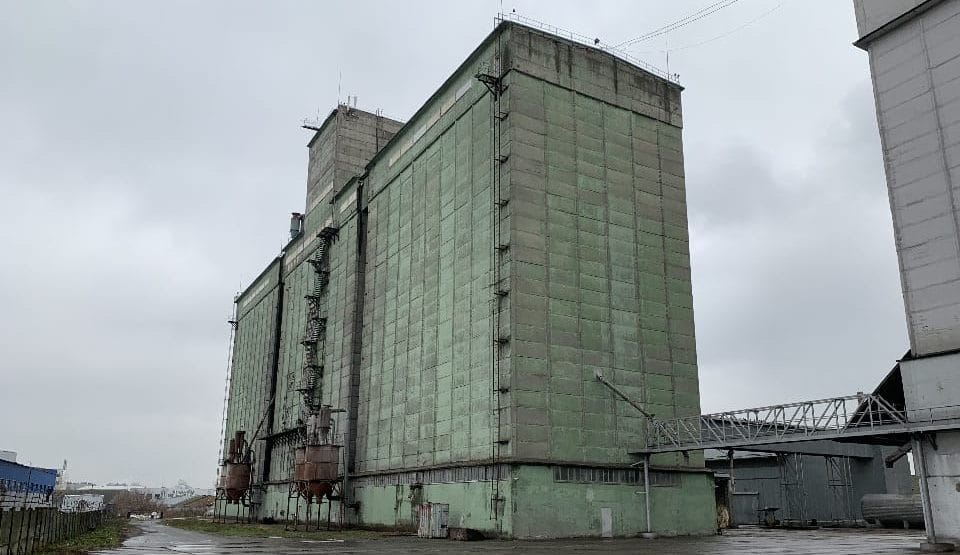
[{"xmin": 221, "ymin": 430, "xmax": 252, "ymax": 502}]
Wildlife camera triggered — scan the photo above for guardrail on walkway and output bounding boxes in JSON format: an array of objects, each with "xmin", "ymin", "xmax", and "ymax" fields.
[{"xmin": 0, "ymin": 507, "xmax": 105, "ymax": 555}]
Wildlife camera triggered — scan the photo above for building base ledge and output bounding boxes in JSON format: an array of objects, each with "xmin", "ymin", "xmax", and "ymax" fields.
[{"xmin": 920, "ymin": 542, "xmax": 955, "ymax": 553}]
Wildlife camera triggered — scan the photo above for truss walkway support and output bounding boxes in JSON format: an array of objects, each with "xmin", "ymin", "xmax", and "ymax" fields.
[{"xmin": 640, "ymin": 394, "xmax": 960, "ymax": 454}]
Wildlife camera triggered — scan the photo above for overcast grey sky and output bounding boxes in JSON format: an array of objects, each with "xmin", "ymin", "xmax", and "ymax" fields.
[{"xmin": 0, "ymin": 0, "xmax": 907, "ymax": 487}]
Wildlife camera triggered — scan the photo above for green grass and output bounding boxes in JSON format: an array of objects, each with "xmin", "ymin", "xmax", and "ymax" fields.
[
  {"xmin": 36, "ymin": 517, "xmax": 129, "ymax": 554},
  {"xmin": 163, "ymin": 517, "xmax": 390, "ymax": 541}
]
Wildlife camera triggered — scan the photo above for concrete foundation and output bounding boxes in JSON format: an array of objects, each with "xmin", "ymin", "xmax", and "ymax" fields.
[{"xmin": 919, "ymin": 434, "xmax": 960, "ymax": 545}]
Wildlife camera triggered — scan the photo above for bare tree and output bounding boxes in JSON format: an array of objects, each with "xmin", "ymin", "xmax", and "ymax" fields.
[{"xmin": 110, "ymin": 491, "xmax": 163, "ymax": 517}]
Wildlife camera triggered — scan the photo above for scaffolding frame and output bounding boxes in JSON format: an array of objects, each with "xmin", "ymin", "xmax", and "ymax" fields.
[
  {"xmin": 824, "ymin": 455, "xmax": 855, "ymax": 524},
  {"xmin": 777, "ymin": 453, "xmax": 807, "ymax": 525}
]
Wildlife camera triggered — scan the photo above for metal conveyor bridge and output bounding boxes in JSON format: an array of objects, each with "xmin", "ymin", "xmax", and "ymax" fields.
[{"xmin": 638, "ymin": 394, "xmax": 960, "ymax": 454}]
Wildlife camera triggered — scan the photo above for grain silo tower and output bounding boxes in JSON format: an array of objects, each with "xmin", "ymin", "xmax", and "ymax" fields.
[{"xmin": 219, "ymin": 17, "xmax": 714, "ymax": 538}]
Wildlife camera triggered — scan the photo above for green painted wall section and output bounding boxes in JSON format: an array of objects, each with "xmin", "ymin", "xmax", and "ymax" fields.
[
  {"xmin": 321, "ymin": 211, "xmax": 358, "ymax": 421},
  {"xmin": 353, "ymin": 479, "xmax": 511, "ymax": 534},
  {"xmin": 510, "ymin": 465, "xmax": 647, "ymax": 538},
  {"xmin": 223, "ymin": 260, "xmax": 280, "ymax": 470},
  {"xmin": 319, "ymin": 204, "xmax": 361, "ymax": 466},
  {"xmin": 647, "ymin": 471, "xmax": 716, "ymax": 535},
  {"xmin": 237, "ymin": 464, "xmax": 713, "ymax": 539},
  {"xmin": 508, "ymin": 465, "xmax": 712, "ymax": 538},
  {"xmin": 356, "ymin": 46, "xmax": 503, "ymax": 473},
  {"xmin": 255, "ymin": 464, "xmax": 713, "ymax": 538},
  {"xmin": 507, "ymin": 71, "xmax": 701, "ymax": 468}
]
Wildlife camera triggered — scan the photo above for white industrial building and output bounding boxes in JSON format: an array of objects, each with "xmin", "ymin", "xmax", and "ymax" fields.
[{"xmin": 854, "ymin": 0, "xmax": 960, "ymax": 547}]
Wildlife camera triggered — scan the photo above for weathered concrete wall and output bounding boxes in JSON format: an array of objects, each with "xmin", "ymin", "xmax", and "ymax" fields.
[
  {"xmin": 358, "ymin": 88, "xmax": 496, "ymax": 472},
  {"xmin": 510, "ymin": 465, "xmax": 713, "ymax": 538},
  {"xmin": 901, "ymin": 352, "xmax": 960, "ymax": 421},
  {"xmin": 353, "ymin": 477, "xmax": 511, "ymax": 534},
  {"xmin": 503, "ymin": 27, "xmax": 699, "ymax": 468},
  {"xmin": 505, "ymin": 75, "xmax": 697, "ymax": 463},
  {"xmin": 915, "ymin": 432, "xmax": 960, "ymax": 542},
  {"xmin": 505, "ymin": 25, "xmax": 682, "ymax": 127},
  {"xmin": 304, "ymin": 111, "xmax": 337, "ymax": 231},
  {"xmin": 334, "ymin": 110, "xmax": 404, "ymax": 196},
  {"xmin": 858, "ymin": 0, "xmax": 960, "ymax": 357},
  {"xmin": 853, "ymin": 0, "xmax": 933, "ymax": 38},
  {"xmin": 355, "ymin": 28, "xmax": 498, "ymax": 474},
  {"xmin": 325, "ymin": 184, "xmax": 363, "ymax": 472},
  {"xmin": 304, "ymin": 108, "xmax": 403, "ymax": 237},
  {"xmin": 901, "ymin": 353, "xmax": 960, "ymax": 542}
]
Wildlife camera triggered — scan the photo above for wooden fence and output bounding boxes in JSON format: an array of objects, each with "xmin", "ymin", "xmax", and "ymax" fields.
[{"xmin": 0, "ymin": 507, "xmax": 104, "ymax": 554}]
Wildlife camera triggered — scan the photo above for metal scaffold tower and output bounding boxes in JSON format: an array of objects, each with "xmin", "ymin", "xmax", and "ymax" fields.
[
  {"xmin": 824, "ymin": 456, "xmax": 854, "ymax": 524},
  {"xmin": 778, "ymin": 453, "xmax": 806, "ymax": 524},
  {"xmin": 476, "ymin": 40, "xmax": 510, "ymax": 530}
]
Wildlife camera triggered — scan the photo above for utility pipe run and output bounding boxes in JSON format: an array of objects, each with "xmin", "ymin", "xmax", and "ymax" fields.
[
  {"xmin": 593, "ymin": 369, "xmax": 654, "ymax": 418},
  {"xmin": 644, "ymin": 456, "xmax": 652, "ymax": 534},
  {"xmin": 600, "ymin": 368, "xmax": 656, "ymax": 536}
]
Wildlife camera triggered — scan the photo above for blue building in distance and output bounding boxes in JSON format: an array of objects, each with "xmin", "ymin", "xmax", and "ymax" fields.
[{"xmin": 0, "ymin": 457, "xmax": 58, "ymax": 509}]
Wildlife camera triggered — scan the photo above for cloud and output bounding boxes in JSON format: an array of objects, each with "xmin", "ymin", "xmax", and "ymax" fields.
[
  {"xmin": 0, "ymin": 184, "xmax": 228, "ymax": 484},
  {"xmin": 688, "ymin": 81, "xmax": 908, "ymax": 411},
  {"xmin": 0, "ymin": 0, "xmax": 912, "ymax": 485}
]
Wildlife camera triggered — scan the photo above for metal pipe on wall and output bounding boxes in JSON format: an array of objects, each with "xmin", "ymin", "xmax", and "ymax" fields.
[
  {"xmin": 594, "ymin": 370, "xmax": 653, "ymax": 419},
  {"xmin": 342, "ymin": 178, "xmax": 370, "ymax": 525},
  {"xmin": 644, "ymin": 457, "xmax": 652, "ymax": 534}
]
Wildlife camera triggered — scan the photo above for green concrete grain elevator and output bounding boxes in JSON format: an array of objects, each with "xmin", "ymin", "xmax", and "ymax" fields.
[{"xmin": 218, "ymin": 19, "xmax": 715, "ymax": 538}]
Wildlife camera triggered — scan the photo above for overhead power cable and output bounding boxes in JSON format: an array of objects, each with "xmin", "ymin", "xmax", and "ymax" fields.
[
  {"xmin": 631, "ymin": 1, "xmax": 786, "ymax": 54},
  {"xmin": 614, "ymin": 0, "xmax": 743, "ymax": 48}
]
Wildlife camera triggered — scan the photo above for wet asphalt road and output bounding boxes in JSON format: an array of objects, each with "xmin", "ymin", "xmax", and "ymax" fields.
[{"xmin": 93, "ymin": 520, "xmax": 930, "ymax": 554}]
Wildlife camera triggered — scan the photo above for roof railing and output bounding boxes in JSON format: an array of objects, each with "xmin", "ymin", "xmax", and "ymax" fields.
[{"xmin": 496, "ymin": 12, "xmax": 681, "ymax": 84}]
